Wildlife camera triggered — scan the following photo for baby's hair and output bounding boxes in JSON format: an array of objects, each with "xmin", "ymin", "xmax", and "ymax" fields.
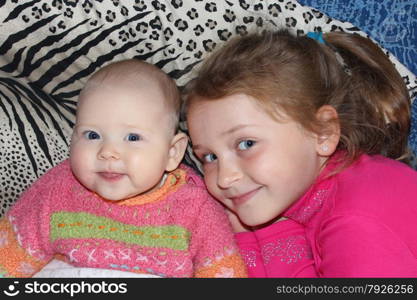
[
  {"xmin": 185, "ymin": 29, "xmax": 411, "ymax": 169},
  {"xmin": 82, "ymin": 59, "xmax": 181, "ymax": 134}
]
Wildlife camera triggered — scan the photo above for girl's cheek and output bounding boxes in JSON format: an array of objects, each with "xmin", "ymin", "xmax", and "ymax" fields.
[
  {"xmin": 239, "ymin": 147, "xmax": 262, "ymax": 168},
  {"xmin": 203, "ymin": 169, "xmax": 218, "ymax": 194}
]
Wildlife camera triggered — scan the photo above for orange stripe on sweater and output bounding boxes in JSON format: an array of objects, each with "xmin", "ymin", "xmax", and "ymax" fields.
[
  {"xmin": 0, "ymin": 218, "xmax": 46, "ymax": 277},
  {"xmin": 194, "ymin": 253, "xmax": 248, "ymax": 278}
]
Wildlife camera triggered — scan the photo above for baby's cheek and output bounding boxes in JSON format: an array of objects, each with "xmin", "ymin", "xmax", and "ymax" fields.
[
  {"xmin": 70, "ymin": 149, "xmax": 93, "ymax": 186},
  {"xmin": 70, "ymin": 149, "xmax": 82, "ymax": 174}
]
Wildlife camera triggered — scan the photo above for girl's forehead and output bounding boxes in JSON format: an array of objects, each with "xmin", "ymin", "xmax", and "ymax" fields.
[
  {"xmin": 189, "ymin": 93, "xmax": 280, "ymax": 120},
  {"xmin": 189, "ymin": 96, "xmax": 277, "ymax": 131}
]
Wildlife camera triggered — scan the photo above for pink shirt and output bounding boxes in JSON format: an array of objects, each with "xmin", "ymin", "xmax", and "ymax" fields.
[{"xmin": 236, "ymin": 154, "xmax": 417, "ymax": 277}]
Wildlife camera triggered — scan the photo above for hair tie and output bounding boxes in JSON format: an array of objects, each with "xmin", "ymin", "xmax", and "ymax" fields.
[
  {"xmin": 306, "ymin": 31, "xmax": 351, "ymax": 76},
  {"xmin": 306, "ymin": 31, "xmax": 325, "ymax": 44}
]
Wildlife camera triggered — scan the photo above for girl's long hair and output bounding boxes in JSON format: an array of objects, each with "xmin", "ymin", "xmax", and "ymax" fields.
[{"xmin": 185, "ymin": 29, "xmax": 411, "ymax": 169}]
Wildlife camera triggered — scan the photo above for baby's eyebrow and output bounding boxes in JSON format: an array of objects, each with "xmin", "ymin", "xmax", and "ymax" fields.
[{"xmin": 73, "ymin": 124, "xmax": 91, "ymax": 130}]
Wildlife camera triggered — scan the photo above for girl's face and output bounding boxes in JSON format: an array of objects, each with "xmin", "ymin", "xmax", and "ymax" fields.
[{"xmin": 187, "ymin": 94, "xmax": 326, "ymax": 227}]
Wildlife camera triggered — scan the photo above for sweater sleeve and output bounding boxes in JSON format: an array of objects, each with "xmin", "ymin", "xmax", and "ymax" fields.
[
  {"xmin": 318, "ymin": 215, "xmax": 417, "ymax": 277},
  {"xmin": 190, "ymin": 191, "xmax": 247, "ymax": 278},
  {"xmin": 235, "ymin": 219, "xmax": 317, "ymax": 277},
  {"xmin": 0, "ymin": 162, "xmax": 67, "ymax": 277}
]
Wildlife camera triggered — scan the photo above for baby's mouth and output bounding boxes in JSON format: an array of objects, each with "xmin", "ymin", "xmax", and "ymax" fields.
[{"xmin": 97, "ymin": 172, "xmax": 125, "ymax": 181}]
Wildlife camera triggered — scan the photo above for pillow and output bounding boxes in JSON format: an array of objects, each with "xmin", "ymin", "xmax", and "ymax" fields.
[{"xmin": 1, "ymin": 0, "xmax": 416, "ymax": 216}]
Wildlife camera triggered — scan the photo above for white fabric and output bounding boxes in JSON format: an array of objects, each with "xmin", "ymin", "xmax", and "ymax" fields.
[{"xmin": 33, "ymin": 259, "xmax": 161, "ymax": 278}]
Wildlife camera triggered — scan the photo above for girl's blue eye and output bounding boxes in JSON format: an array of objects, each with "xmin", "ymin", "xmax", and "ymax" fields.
[
  {"xmin": 84, "ymin": 131, "xmax": 100, "ymax": 140},
  {"xmin": 203, "ymin": 153, "xmax": 217, "ymax": 163},
  {"xmin": 238, "ymin": 140, "xmax": 255, "ymax": 150},
  {"xmin": 127, "ymin": 133, "xmax": 141, "ymax": 142}
]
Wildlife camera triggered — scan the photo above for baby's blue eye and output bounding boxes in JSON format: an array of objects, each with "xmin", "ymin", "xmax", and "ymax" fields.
[
  {"xmin": 127, "ymin": 133, "xmax": 141, "ymax": 142},
  {"xmin": 84, "ymin": 131, "xmax": 100, "ymax": 140},
  {"xmin": 203, "ymin": 153, "xmax": 217, "ymax": 163},
  {"xmin": 238, "ymin": 140, "xmax": 255, "ymax": 150}
]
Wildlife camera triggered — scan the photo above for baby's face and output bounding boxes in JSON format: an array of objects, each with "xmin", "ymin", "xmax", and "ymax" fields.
[{"xmin": 70, "ymin": 84, "xmax": 174, "ymax": 201}]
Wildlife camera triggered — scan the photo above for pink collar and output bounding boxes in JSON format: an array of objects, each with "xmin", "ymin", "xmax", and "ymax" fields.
[{"xmin": 282, "ymin": 153, "xmax": 343, "ymax": 224}]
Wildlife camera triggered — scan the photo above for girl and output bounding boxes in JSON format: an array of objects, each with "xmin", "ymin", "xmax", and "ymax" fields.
[{"xmin": 185, "ymin": 29, "xmax": 417, "ymax": 277}]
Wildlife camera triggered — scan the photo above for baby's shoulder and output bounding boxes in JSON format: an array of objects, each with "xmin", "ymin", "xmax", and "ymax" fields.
[
  {"xmin": 43, "ymin": 159, "xmax": 72, "ymax": 177},
  {"xmin": 178, "ymin": 163, "xmax": 205, "ymax": 188},
  {"xmin": 29, "ymin": 159, "xmax": 74, "ymax": 187},
  {"xmin": 173, "ymin": 164, "xmax": 221, "ymax": 208}
]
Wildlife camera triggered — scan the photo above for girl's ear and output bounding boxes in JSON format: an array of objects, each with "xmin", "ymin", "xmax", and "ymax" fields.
[
  {"xmin": 314, "ymin": 105, "xmax": 341, "ymax": 157},
  {"xmin": 165, "ymin": 132, "xmax": 188, "ymax": 172}
]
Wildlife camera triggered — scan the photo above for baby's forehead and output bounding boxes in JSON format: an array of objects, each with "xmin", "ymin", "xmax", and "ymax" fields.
[
  {"xmin": 84, "ymin": 71, "xmax": 161, "ymax": 92},
  {"xmin": 81, "ymin": 76, "xmax": 165, "ymax": 102},
  {"xmin": 77, "ymin": 79, "xmax": 175, "ymax": 121}
]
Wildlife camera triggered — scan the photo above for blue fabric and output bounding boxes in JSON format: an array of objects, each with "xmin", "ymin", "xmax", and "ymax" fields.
[
  {"xmin": 297, "ymin": 0, "xmax": 417, "ymax": 166},
  {"xmin": 297, "ymin": 0, "xmax": 416, "ymax": 75}
]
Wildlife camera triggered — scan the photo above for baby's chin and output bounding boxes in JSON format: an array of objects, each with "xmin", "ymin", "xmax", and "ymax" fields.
[
  {"xmin": 101, "ymin": 195, "xmax": 126, "ymax": 202},
  {"xmin": 87, "ymin": 186, "xmax": 136, "ymax": 202},
  {"xmin": 97, "ymin": 192, "xmax": 136, "ymax": 202},
  {"xmin": 81, "ymin": 181, "xmax": 139, "ymax": 202}
]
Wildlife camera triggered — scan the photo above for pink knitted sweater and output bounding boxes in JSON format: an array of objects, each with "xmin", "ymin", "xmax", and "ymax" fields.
[
  {"xmin": 0, "ymin": 160, "xmax": 247, "ymax": 278},
  {"xmin": 236, "ymin": 154, "xmax": 417, "ymax": 277}
]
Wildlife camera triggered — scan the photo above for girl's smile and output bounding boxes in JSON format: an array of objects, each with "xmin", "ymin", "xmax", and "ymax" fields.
[{"xmin": 228, "ymin": 186, "xmax": 263, "ymax": 206}]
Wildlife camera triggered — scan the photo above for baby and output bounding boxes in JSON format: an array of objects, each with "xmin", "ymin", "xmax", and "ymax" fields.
[{"xmin": 0, "ymin": 59, "xmax": 246, "ymax": 278}]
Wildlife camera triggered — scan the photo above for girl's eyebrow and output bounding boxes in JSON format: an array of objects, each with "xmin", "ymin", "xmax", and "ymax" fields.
[
  {"xmin": 192, "ymin": 144, "xmax": 204, "ymax": 152},
  {"xmin": 221, "ymin": 124, "xmax": 259, "ymax": 137},
  {"xmin": 193, "ymin": 124, "xmax": 259, "ymax": 151}
]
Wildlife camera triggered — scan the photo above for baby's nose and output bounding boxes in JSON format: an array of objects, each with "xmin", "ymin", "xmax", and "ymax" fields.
[{"xmin": 97, "ymin": 143, "xmax": 120, "ymax": 160}]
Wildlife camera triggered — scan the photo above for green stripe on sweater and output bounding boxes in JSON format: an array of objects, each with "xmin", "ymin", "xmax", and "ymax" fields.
[{"xmin": 50, "ymin": 212, "xmax": 190, "ymax": 250}]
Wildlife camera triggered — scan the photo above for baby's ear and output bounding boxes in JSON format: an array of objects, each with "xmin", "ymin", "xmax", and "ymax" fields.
[
  {"xmin": 314, "ymin": 105, "xmax": 340, "ymax": 157},
  {"xmin": 165, "ymin": 132, "xmax": 188, "ymax": 172}
]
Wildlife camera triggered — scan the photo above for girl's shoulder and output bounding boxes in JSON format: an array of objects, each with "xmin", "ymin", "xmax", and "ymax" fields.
[
  {"xmin": 333, "ymin": 154, "xmax": 417, "ymax": 210},
  {"xmin": 342, "ymin": 154, "xmax": 417, "ymax": 184}
]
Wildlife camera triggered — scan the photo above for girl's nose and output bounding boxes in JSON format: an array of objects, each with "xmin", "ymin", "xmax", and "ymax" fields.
[
  {"xmin": 97, "ymin": 142, "xmax": 120, "ymax": 160},
  {"xmin": 217, "ymin": 161, "xmax": 242, "ymax": 189}
]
